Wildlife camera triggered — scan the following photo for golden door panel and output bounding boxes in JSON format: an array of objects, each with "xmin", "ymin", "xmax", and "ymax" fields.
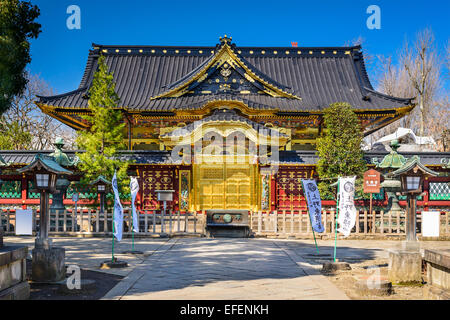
[{"xmin": 194, "ymin": 162, "xmax": 255, "ymax": 211}]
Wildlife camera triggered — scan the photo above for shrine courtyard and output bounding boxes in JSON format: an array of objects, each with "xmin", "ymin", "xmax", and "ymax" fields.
[{"xmin": 4, "ymin": 236, "xmax": 449, "ymax": 300}]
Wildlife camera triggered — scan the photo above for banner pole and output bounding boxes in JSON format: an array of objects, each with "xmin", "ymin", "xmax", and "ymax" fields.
[
  {"xmin": 334, "ymin": 179, "xmax": 340, "ymax": 263},
  {"xmin": 112, "ymin": 209, "xmax": 115, "ymax": 263},
  {"xmin": 310, "ymin": 215, "xmax": 319, "ymax": 254},
  {"xmin": 132, "ymin": 219, "xmax": 135, "ymax": 251}
]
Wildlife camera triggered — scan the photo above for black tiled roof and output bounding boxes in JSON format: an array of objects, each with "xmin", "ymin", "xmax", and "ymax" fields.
[
  {"xmin": 38, "ymin": 39, "xmax": 413, "ymax": 112},
  {"xmin": 1, "ymin": 150, "xmax": 448, "ymax": 167}
]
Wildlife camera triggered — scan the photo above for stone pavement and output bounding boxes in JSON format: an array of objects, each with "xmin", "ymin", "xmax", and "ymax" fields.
[
  {"xmin": 103, "ymin": 238, "xmax": 349, "ymax": 300},
  {"xmin": 5, "ymin": 236, "xmax": 449, "ymax": 300},
  {"xmin": 4, "ymin": 236, "xmax": 170, "ymax": 277}
]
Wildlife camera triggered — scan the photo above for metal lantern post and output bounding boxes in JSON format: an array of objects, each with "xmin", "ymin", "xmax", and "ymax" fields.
[{"xmin": 90, "ymin": 176, "xmax": 112, "ymax": 215}]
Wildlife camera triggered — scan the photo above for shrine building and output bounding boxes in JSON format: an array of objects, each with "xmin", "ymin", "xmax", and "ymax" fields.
[{"xmin": 1, "ymin": 36, "xmax": 449, "ymax": 212}]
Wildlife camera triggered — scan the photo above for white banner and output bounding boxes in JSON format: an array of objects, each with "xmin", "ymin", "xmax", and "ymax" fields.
[
  {"xmin": 337, "ymin": 176, "xmax": 357, "ymax": 237},
  {"xmin": 112, "ymin": 171, "xmax": 123, "ymax": 241},
  {"xmin": 130, "ymin": 177, "xmax": 140, "ymax": 233},
  {"xmin": 15, "ymin": 209, "xmax": 33, "ymax": 235}
]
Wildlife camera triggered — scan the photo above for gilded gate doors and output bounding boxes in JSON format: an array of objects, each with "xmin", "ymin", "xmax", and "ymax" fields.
[{"xmin": 193, "ymin": 155, "xmax": 257, "ymax": 211}]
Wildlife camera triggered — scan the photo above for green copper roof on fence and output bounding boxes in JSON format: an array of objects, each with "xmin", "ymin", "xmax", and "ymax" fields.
[
  {"xmin": 17, "ymin": 153, "xmax": 73, "ymax": 175},
  {"xmin": 0, "ymin": 155, "xmax": 8, "ymax": 166},
  {"xmin": 389, "ymin": 155, "xmax": 439, "ymax": 177},
  {"xmin": 375, "ymin": 140, "xmax": 407, "ymax": 169},
  {"xmin": 89, "ymin": 175, "xmax": 112, "ymax": 185}
]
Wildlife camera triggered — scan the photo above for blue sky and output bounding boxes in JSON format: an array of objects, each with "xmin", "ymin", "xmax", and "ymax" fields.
[{"xmin": 29, "ymin": 0, "xmax": 449, "ymax": 95}]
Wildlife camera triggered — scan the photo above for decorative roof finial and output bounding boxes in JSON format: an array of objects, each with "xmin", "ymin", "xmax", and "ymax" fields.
[{"xmin": 219, "ymin": 35, "xmax": 232, "ymax": 45}]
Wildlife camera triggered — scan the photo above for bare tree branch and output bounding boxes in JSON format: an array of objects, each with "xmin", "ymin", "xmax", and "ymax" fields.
[{"xmin": 3, "ymin": 73, "xmax": 76, "ymax": 150}]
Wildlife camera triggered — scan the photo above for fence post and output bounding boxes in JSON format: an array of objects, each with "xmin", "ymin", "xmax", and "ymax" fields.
[
  {"xmin": 372, "ymin": 210, "xmax": 376, "ymax": 234},
  {"xmin": 103, "ymin": 210, "xmax": 108, "ymax": 233},
  {"xmin": 177, "ymin": 211, "xmax": 181, "ymax": 233},
  {"xmin": 6, "ymin": 209, "xmax": 10, "ymax": 233},
  {"xmin": 32, "ymin": 209, "xmax": 37, "ymax": 234},
  {"xmin": 95, "ymin": 210, "xmax": 99, "ymax": 233},
  {"xmin": 282, "ymin": 210, "xmax": 286, "ymax": 235},
  {"xmin": 80, "ymin": 209, "xmax": 84, "ymax": 233},
  {"xmin": 150, "ymin": 211, "xmax": 155, "ymax": 234},
  {"xmin": 194, "ymin": 212, "xmax": 198, "ymax": 234},
  {"xmin": 323, "ymin": 210, "xmax": 327, "ymax": 233},
  {"xmin": 363, "ymin": 210, "xmax": 368, "ymax": 234},
  {"xmin": 63, "ymin": 210, "xmax": 67, "ymax": 233},
  {"xmin": 70, "ymin": 209, "xmax": 76, "ymax": 232},
  {"xmin": 273, "ymin": 211, "xmax": 278, "ymax": 233},
  {"xmin": 169, "ymin": 210, "xmax": 172, "ymax": 235},
  {"xmin": 446, "ymin": 211, "xmax": 449, "ymax": 235},
  {"xmin": 331, "ymin": 209, "xmax": 335, "ymax": 234},
  {"xmin": 54, "ymin": 210, "xmax": 59, "ymax": 233},
  {"xmin": 306, "ymin": 211, "xmax": 311, "ymax": 233},
  {"xmin": 355, "ymin": 210, "xmax": 360, "ymax": 234},
  {"xmin": 258, "ymin": 211, "xmax": 262, "ymax": 234},
  {"xmin": 88, "ymin": 209, "xmax": 92, "ymax": 233},
  {"xmin": 144, "ymin": 211, "xmax": 148, "ymax": 234},
  {"xmin": 397, "ymin": 211, "xmax": 401, "ymax": 234},
  {"xmin": 290, "ymin": 211, "xmax": 294, "ymax": 234}
]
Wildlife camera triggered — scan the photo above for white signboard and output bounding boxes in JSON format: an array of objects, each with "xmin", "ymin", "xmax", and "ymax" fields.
[
  {"xmin": 15, "ymin": 209, "xmax": 33, "ymax": 235},
  {"xmin": 422, "ymin": 211, "xmax": 440, "ymax": 237}
]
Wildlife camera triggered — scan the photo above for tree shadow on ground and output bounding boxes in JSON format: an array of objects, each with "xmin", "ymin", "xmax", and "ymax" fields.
[{"xmin": 123, "ymin": 238, "xmax": 383, "ymax": 294}]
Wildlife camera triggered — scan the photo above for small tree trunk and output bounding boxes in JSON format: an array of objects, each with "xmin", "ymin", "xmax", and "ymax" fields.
[{"xmin": 419, "ymin": 94, "xmax": 425, "ymax": 137}]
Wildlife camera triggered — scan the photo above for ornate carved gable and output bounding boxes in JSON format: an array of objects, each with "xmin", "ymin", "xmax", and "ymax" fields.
[{"xmin": 151, "ymin": 36, "xmax": 301, "ymax": 100}]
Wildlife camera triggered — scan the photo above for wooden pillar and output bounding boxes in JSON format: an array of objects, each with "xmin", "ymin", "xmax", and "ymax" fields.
[
  {"xmin": 21, "ymin": 174, "xmax": 27, "ymax": 209},
  {"xmin": 270, "ymin": 174, "xmax": 277, "ymax": 212}
]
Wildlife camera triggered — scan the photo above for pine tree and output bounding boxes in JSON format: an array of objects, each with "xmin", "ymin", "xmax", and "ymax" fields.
[
  {"xmin": 76, "ymin": 55, "xmax": 129, "ymax": 193},
  {"xmin": 316, "ymin": 102, "xmax": 367, "ymax": 198}
]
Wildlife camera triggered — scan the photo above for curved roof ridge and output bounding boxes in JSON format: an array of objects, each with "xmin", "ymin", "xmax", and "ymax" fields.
[
  {"xmin": 354, "ymin": 50, "xmax": 374, "ymax": 90},
  {"xmin": 79, "ymin": 49, "xmax": 98, "ymax": 88},
  {"xmin": 37, "ymin": 87, "xmax": 88, "ymax": 102},
  {"xmin": 363, "ymin": 87, "xmax": 414, "ymax": 104},
  {"xmin": 92, "ymin": 43, "xmax": 362, "ymax": 51}
]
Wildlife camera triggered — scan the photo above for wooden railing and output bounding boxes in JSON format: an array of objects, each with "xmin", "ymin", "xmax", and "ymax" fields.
[
  {"xmin": 0, "ymin": 209, "xmax": 206, "ymax": 237},
  {"xmin": 1, "ymin": 208, "xmax": 449, "ymax": 239},
  {"xmin": 249, "ymin": 210, "xmax": 450, "ymax": 238}
]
